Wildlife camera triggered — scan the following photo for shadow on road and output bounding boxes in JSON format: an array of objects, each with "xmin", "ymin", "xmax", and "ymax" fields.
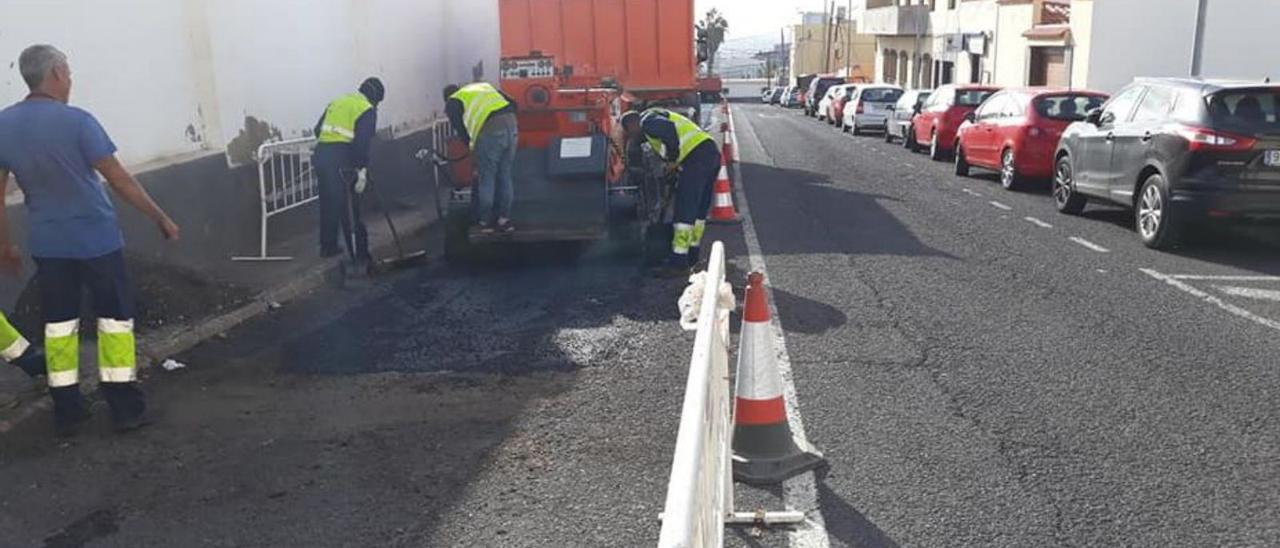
[
  {"xmin": 740, "ymin": 162, "xmax": 953, "ymax": 260},
  {"xmin": 722, "ymin": 262, "xmax": 849, "ymax": 337},
  {"xmin": 816, "ymin": 476, "xmax": 902, "ymax": 548}
]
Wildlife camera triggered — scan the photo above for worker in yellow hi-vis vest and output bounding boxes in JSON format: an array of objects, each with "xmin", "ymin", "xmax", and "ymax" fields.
[
  {"xmin": 444, "ymin": 82, "xmax": 519, "ymax": 233},
  {"xmin": 314, "ymin": 78, "xmax": 385, "ymax": 273},
  {"xmin": 621, "ymin": 108, "xmax": 720, "ymax": 277}
]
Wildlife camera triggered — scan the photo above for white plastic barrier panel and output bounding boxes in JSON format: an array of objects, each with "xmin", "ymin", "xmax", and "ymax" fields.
[
  {"xmin": 659, "ymin": 241, "xmax": 734, "ymax": 548},
  {"xmin": 232, "ymin": 137, "xmax": 319, "ymax": 261},
  {"xmin": 658, "ymin": 241, "xmax": 808, "ymax": 547}
]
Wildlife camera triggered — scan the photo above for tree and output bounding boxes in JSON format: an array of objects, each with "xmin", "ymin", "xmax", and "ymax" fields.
[{"xmin": 696, "ymin": 8, "xmax": 729, "ymax": 75}]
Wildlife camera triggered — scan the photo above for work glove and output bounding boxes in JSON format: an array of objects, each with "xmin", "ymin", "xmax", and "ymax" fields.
[{"xmin": 354, "ymin": 169, "xmax": 368, "ymax": 194}]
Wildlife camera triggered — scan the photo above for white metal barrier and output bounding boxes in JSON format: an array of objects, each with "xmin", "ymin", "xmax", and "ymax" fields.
[
  {"xmin": 232, "ymin": 137, "xmax": 320, "ymax": 261},
  {"xmin": 658, "ymin": 240, "xmax": 806, "ymax": 548},
  {"xmin": 232, "ymin": 119, "xmax": 456, "ymax": 262},
  {"xmin": 659, "ymin": 241, "xmax": 734, "ymax": 548}
]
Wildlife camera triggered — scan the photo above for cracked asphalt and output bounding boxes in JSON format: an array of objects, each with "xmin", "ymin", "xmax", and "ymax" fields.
[
  {"xmin": 729, "ymin": 102, "xmax": 1280, "ymax": 548},
  {"xmin": 2, "ymin": 102, "xmax": 1279, "ymax": 547}
]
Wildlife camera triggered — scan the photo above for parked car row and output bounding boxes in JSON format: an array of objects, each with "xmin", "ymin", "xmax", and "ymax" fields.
[{"xmin": 772, "ymin": 77, "xmax": 1280, "ymax": 250}]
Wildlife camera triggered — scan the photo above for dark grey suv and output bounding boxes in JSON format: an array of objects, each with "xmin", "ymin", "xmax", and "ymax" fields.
[{"xmin": 1053, "ymin": 78, "xmax": 1280, "ymax": 249}]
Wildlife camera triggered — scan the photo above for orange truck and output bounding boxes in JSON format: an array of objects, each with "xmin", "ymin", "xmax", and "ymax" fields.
[{"xmin": 441, "ymin": 0, "xmax": 700, "ymax": 260}]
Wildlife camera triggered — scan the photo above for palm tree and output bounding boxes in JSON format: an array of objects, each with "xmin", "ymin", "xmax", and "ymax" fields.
[{"xmin": 696, "ymin": 9, "xmax": 729, "ymax": 75}]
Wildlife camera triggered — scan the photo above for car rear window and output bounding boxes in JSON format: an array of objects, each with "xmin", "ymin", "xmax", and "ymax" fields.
[
  {"xmin": 1035, "ymin": 94, "xmax": 1108, "ymax": 121},
  {"xmin": 1206, "ymin": 89, "xmax": 1280, "ymax": 136},
  {"xmin": 862, "ymin": 88, "xmax": 904, "ymax": 103},
  {"xmin": 956, "ymin": 89, "xmax": 996, "ymax": 107}
]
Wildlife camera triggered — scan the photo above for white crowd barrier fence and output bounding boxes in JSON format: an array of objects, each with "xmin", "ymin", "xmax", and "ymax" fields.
[
  {"xmin": 659, "ymin": 241, "xmax": 734, "ymax": 548},
  {"xmin": 232, "ymin": 119, "xmax": 456, "ymax": 262},
  {"xmin": 658, "ymin": 240, "xmax": 807, "ymax": 547},
  {"xmin": 232, "ymin": 137, "xmax": 320, "ymax": 261}
]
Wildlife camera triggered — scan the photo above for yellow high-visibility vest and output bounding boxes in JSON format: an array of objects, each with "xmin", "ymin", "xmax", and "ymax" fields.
[
  {"xmin": 641, "ymin": 108, "xmax": 713, "ymax": 164},
  {"xmin": 318, "ymin": 93, "xmax": 374, "ymax": 144},
  {"xmin": 450, "ymin": 82, "xmax": 512, "ymax": 150}
]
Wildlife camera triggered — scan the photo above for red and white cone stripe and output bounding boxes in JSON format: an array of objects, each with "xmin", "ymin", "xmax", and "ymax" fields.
[{"xmin": 733, "ymin": 272, "xmax": 786, "ymax": 425}]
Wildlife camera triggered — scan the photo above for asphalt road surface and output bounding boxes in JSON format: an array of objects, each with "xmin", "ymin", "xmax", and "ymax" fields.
[{"xmin": 2, "ymin": 102, "xmax": 1279, "ymax": 547}]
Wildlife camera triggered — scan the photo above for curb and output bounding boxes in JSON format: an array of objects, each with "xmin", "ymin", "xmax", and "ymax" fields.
[{"xmin": 0, "ymin": 218, "xmax": 436, "ymax": 434}]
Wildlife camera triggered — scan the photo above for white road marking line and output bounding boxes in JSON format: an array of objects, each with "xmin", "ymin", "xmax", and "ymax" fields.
[
  {"xmin": 1214, "ymin": 285, "xmax": 1280, "ymax": 302},
  {"xmin": 1024, "ymin": 216, "xmax": 1054, "ymax": 229},
  {"xmin": 961, "ymin": 188, "xmax": 981, "ymax": 196},
  {"xmin": 989, "ymin": 201, "xmax": 1013, "ymax": 211},
  {"xmin": 732, "ymin": 106, "xmax": 831, "ymax": 548},
  {"xmin": 1170, "ymin": 274, "xmax": 1280, "ymax": 282},
  {"xmin": 1142, "ymin": 269, "xmax": 1280, "ymax": 332},
  {"xmin": 1068, "ymin": 236, "xmax": 1110, "ymax": 253}
]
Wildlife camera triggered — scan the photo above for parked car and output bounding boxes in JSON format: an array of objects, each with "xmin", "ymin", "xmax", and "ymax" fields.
[
  {"xmin": 780, "ymin": 86, "xmax": 802, "ymax": 108},
  {"xmin": 910, "ymin": 84, "xmax": 1001, "ymax": 160},
  {"xmin": 764, "ymin": 87, "xmax": 783, "ymax": 104},
  {"xmin": 762, "ymin": 87, "xmax": 775, "ymax": 103},
  {"xmin": 886, "ymin": 89, "xmax": 932, "ymax": 144},
  {"xmin": 830, "ymin": 85, "xmax": 860, "ymax": 129},
  {"xmin": 805, "ymin": 76, "xmax": 845, "ymax": 117},
  {"xmin": 843, "ymin": 85, "xmax": 904, "ymax": 135},
  {"xmin": 816, "ymin": 84, "xmax": 844, "ymax": 122},
  {"xmin": 1054, "ymin": 78, "xmax": 1280, "ymax": 249},
  {"xmin": 955, "ymin": 88, "xmax": 1108, "ymax": 190}
]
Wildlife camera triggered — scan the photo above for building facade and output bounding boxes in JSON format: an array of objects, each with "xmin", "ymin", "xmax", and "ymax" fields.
[
  {"xmin": 790, "ymin": 11, "xmax": 878, "ymax": 83},
  {"xmin": 862, "ymin": 0, "xmax": 999, "ymax": 90},
  {"xmin": 994, "ymin": 0, "xmax": 1277, "ymax": 93}
]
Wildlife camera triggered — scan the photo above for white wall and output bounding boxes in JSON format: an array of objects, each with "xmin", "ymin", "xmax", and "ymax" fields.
[
  {"xmin": 1085, "ymin": 0, "xmax": 1277, "ymax": 94},
  {"xmin": 0, "ymin": 0, "xmax": 499, "ymax": 168}
]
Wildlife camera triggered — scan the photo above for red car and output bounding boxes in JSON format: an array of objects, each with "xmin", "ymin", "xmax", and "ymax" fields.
[
  {"xmin": 954, "ymin": 88, "xmax": 1108, "ymax": 190},
  {"xmin": 909, "ymin": 84, "xmax": 1001, "ymax": 161},
  {"xmin": 827, "ymin": 85, "xmax": 856, "ymax": 128}
]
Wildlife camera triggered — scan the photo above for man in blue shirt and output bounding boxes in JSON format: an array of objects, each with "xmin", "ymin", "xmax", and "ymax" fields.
[{"xmin": 0, "ymin": 44, "xmax": 180, "ymax": 436}]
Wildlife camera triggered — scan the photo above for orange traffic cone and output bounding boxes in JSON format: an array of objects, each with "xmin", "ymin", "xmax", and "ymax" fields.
[
  {"xmin": 732, "ymin": 272, "xmax": 826, "ymax": 485},
  {"xmin": 708, "ymin": 164, "xmax": 740, "ymax": 224}
]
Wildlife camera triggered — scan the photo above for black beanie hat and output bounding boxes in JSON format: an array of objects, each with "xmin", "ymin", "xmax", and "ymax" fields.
[{"xmin": 360, "ymin": 77, "xmax": 386, "ymax": 104}]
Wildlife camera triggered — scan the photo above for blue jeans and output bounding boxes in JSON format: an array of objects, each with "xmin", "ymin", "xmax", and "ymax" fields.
[{"xmin": 473, "ymin": 120, "xmax": 518, "ymax": 225}]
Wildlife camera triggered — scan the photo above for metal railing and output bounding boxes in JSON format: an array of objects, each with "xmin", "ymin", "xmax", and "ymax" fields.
[
  {"xmin": 232, "ymin": 137, "xmax": 320, "ymax": 261},
  {"xmin": 232, "ymin": 119, "xmax": 456, "ymax": 262},
  {"xmin": 659, "ymin": 241, "xmax": 734, "ymax": 548}
]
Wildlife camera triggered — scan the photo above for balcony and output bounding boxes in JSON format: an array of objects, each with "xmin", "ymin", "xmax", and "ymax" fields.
[{"xmin": 862, "ymin": 4, "xmax": 931, "ymax": 36}]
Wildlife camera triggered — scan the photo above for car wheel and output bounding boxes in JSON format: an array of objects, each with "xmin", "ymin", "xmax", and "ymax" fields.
[
  {"xmin": 851, "ymin": 120, "xmax": 861, "ymax": 136},
  {"xmin": 1136, "ymin": 173, "xmax": 1182, "ymax": 250},
  {"xmin": 928, "ymin": 130, "xmax": 946, "ymax": 161},
  {"xmin": 1052, "ymin": 156, "xmax": 1086, "ymax": 215},
  {"xmin": 884, "ymin": 127, "xmax": 895, "ymax": 143},
  {"xmin": 954, "ymin": 143, "xmax": 971, "ymax": 177},
  {"xmin": 1000, "ymin": 148, "xmax": 1021, "ymax": 191},
  {"xmin": 905, "ymin": 127, "xmax": 919, "ymax": 152},
  {"xmin": 841, "ymin": 120, "xmax": 850, "ymax": 133}
]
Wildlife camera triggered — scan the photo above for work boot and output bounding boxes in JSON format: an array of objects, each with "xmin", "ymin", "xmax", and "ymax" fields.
[
  {"xmin": 651, "ymin": 254, "xmax": 693, "ymax": 279},
  {"xmin": 11, "ymin": 346, "xmax": 46, "ymax": 379},
  {"xmin": 50, "ymin": 385, "xmax": 92, "ymax": 437},
  {"xmin": 686, "ymin": 246, "xmax": 704, "ymax": 271},
  {"xmin": 101, "ymin": 382, "xmax": 148, "ymax": 433}
]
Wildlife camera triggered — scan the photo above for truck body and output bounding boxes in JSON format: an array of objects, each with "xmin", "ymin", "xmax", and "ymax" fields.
[
  {"xmin": 444, "ymin": 0, "xmax": 699, "ymax": 258},
  {"xmin": 499, "ymin": 0, "xmax": 699, "ymax": 108}
]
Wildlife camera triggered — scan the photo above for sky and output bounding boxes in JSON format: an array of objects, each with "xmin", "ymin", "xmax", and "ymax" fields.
[{"xmin": 695, "ymin": 0, "xmax": 849, "ymax": 42}]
